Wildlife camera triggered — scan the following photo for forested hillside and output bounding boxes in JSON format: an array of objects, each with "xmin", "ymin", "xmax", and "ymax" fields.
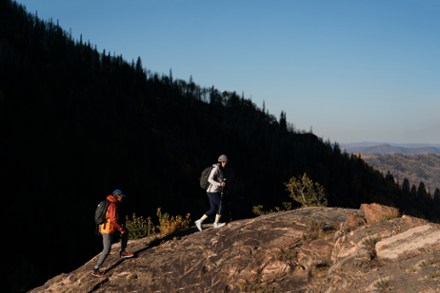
[
  {"xmin": 1, "ymin": 1, "xmax": 439, "ymax": 292},
  {"xmin": 361, "ymin": 153, "xmax": 440, "ymax": 196}
]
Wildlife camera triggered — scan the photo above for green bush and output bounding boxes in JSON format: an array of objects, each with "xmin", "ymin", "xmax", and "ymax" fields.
[
  {"xmin": 284, "ymin": 172, "xmax": 328, "ymax": 207},
  {"xmin": 125, "ymin": 213, "xmax": 156, "ymax": 240},
  {"xmin": 252, "ymin": 172, "xmax": 328, "ymax": 215},
  {"xmin": 124, "ymin": 208, "xmax": 191, "ymax": 240}
]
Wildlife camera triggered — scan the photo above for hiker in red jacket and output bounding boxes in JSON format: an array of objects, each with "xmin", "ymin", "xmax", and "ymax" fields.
[{"xmin": 91, "ymin": 189, "xmax": 135, "ymax": 277}]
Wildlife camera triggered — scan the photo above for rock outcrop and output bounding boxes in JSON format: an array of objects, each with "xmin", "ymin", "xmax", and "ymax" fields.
[{"xmin": 30, "ymin": 204, "xmax": 440, "ymax": 292}]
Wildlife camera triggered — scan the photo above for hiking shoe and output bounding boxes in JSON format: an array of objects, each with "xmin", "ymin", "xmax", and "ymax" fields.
[
  {"xmin": 120, "ymin": 251, "xmax": 135, "ymax": 259},
  {"xmin": 213, "ymin": 222, "xmax": 226, "ymax": 229},
  {"xmin": 91, "ymin": 269, "xmax": 105, "ymax": 277},
  {"xmin": 195, "ymin": 219, "xmax": 203, "ymax": 231}
]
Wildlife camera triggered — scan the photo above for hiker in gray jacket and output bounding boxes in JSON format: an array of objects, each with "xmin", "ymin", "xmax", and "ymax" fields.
[{"xmin": 195, "ymin": 154, "xmax": 228, "ymax": 231}]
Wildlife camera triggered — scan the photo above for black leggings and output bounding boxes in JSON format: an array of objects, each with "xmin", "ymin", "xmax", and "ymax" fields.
[{"xmin": 205, "ymin": 192, "xmax": 223, "ymax": 217}]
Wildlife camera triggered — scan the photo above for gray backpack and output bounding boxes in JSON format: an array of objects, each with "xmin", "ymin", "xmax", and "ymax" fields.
[
  {"xmin": 199, "ymin": 166, "xmax": 213, "ymax": 189},
  {"xmin": 94, "ymin": 200, "xmax": 110, "ymax": 225}
]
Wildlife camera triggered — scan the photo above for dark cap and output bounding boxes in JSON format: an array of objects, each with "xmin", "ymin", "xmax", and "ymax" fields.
[{"xmin": 112, "ymin": 189, "xmax": 126, "ymax": 198}]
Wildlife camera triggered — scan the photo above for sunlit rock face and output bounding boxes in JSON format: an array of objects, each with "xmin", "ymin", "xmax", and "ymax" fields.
[{"xmin": 30, "ymin": 204, "xmax": 440, "ymax": 293}]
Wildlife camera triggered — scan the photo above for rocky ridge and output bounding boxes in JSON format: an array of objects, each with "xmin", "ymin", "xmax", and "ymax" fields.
[{"xmin": 30, "ymin": 204, "xmax": 440, "ymax": 292}]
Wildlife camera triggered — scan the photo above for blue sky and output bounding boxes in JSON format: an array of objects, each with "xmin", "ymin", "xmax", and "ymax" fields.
[{"xmin": 14, "ymin": 0, "xmax": 440, "ymax": 144}]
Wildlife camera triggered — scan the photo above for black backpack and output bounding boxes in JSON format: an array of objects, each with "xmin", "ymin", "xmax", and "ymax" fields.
[
  {"xmin": 199, "ymin": 166, "xmax": 213, "ymax": 189},
  {"xmin": 94, "ymin": 200, "xmax": 110, "ymax": 225}
]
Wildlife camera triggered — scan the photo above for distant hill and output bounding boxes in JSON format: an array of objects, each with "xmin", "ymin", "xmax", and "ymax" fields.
[
  {"xmin": 341, "ymin": 143, "xmax": 440, "ymax": 155},
  {"xmin": 342, "ymin": 143, "xmax": 440, "ymax": 191},
  {"xmin": 360, "ymin": 153, "xmax": 440, "ymax": 192}
]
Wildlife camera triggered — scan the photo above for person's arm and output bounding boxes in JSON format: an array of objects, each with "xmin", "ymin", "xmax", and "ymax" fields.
[{"xmin": 208, "ymin": 167, "xmax": 221, "ymax": 187}]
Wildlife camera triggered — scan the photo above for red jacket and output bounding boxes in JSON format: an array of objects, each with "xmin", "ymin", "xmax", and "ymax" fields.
[{"xmin": 99, "ymin": 194, "xmax": 124, "ymax": 234}]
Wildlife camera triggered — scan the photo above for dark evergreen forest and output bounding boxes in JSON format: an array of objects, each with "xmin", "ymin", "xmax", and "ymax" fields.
[{"xmin": 2, "ymin": 1, "xmax": 439, "ymax": 292}]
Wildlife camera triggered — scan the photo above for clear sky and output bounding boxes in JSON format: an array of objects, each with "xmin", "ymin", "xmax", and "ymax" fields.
[{"xmin": 14, "ymin": 0, "xmax": 440, "ymax": 144}]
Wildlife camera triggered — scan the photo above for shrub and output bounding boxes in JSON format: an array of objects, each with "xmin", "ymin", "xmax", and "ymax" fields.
[
  {"xmin": 156, "ymin": 208, "xmax": 191, "ymax": 237},
  {"xmin": 125, "ymin": 208, "xmax": 191, "ymax": 240},
  {"xmin": 252, "ymin": 202, "xmax": 293, "ymax": 216},
  {"xmin": 125, "ymin": 213, "xmax": 156, "ymax": 240},
  {"xmin": 252, "ymin": 205, "xmax": 266, "ymax": 216},
  {"xmin": 284, "ymin": 172, "xmax": 328, "ymax": 207}
]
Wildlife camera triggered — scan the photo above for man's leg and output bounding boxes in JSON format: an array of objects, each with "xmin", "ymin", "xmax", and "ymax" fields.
[
  {"xmin": 93, "ymin": 233, "xmax": 112, "ymax": 272},
  {"xmin": 119, "ymin": 231, "xmax": 135, "ymax": 258}
]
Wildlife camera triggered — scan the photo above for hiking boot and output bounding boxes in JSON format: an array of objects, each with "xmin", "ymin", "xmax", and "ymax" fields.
[
  {"xmin": 120, "ymin": 251, "xmax": 135, "ymax": 259},
  {"xmin": 91, "ymin": 269, "xmax": 105, "ymax": 277},
  {"xmin": 213, "ymin": 222, "xmax": 226, "ymax": 229},
  {"xmin": 195, "ymin": 219, "xmax": 203, "ymax": 231}
]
